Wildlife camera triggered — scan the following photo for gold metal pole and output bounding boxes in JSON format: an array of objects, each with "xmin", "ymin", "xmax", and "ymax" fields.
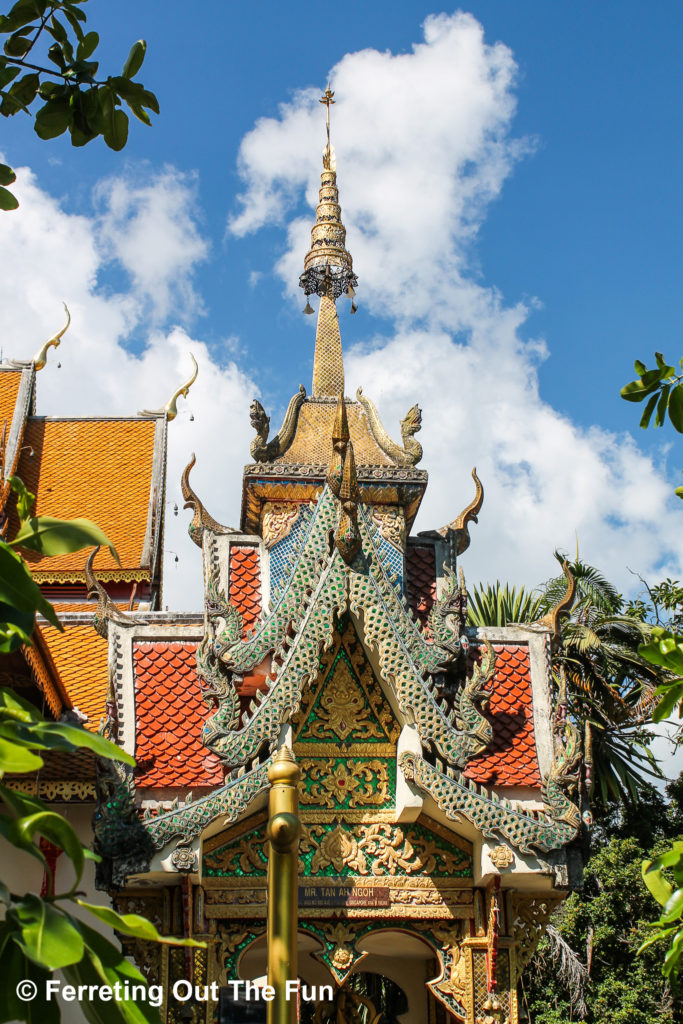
[{"xmin": 266, "ymin": 747, "xmax": 301, "ymax": 1024}]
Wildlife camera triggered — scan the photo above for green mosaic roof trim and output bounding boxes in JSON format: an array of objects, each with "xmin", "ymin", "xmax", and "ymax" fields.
[
  {"xmin": 350, "ymin": 510, "xmax": 494, "ymax": 768},
  {"xmin": 399, "ymin": 751, "xmax": 579, "ymax": 855},
  {"xmin": 143, "ymin": 758, "xmax": 271, "ymax": 851}
]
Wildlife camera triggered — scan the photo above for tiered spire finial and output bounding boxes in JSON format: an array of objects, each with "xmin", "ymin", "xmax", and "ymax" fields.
[{"xmin": 300, "ymin": 86, "xmax": 358, "ymax": 398}]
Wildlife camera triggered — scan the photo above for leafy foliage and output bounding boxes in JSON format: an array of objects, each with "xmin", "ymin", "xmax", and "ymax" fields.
[
  {"xmin": 524, "ymin": 778, "xmax": 683, "ymax": 1023},
  {"xmin": 640, "ymin": 841, "xmax": 683, "ymax": 984},
  {"xmin": 0, "ymin": 479, "xmax": 200, "ymax": 1021},
  {"xmin": 0, "ymin": 0, "xmax": 158, "ymax": 209},
  {"xmin": 620, "ymin": 352, "xmax": 683, "ymax": 498},
  {"xmin": 467, "ymin": 581, "xmax": 544, "ymax": 627}
]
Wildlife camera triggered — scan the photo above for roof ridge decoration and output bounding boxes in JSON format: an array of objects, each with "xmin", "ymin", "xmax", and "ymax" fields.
[
  {"xmin": 356, "ymin": 387, "xmax": 423, "ymax": 467},
  {"xmin": 299, "ymin": 86, "xmax": 358, "ymax": 398},
  {"xmin": 249, "ymin": 384, "xmax": 307, "ymax": 463},
  {"xmin": 33, "ymin": 302, "xmax": 70, "ymax": 371},
  {"xmin": 181, "ymin": 453, "xmax": 239, "ymax": 548},
  {"xmin": 327, "ymin": 393, "xmax": 350, "ymax": 497},
  {"xmin": 140, "ymin": 353, "xmax": 198, "ymax": 421},
  {"xmin": 419, "ymin": 467, "xmax": 484, "ymax": 563},
  {"xmin": 85, "ymin": 547, "xmax": 142, "ymax": 638}
]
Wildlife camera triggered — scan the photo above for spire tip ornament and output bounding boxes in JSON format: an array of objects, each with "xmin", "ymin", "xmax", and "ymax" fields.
[{"xmin": 33, "ymin": 302, "xmax": 70, "ymax": 371}]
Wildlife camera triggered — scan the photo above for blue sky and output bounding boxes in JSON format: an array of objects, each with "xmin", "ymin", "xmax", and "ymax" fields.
[
  {"xmin": 2, "ymin": 1, "xmax": 683, "ymax": 615},
  {"xmin": 7, "ymin": 1, "xmax": 683, "ymax": 436}
]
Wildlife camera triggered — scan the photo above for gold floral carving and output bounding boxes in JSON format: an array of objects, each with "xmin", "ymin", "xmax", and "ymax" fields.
[
  {"xmin": 309, "ymin": 659, "xmax": 385, "ymax": 741},
  {"xmin": 425, "ymin": 922, "xmax": 469, "ymax": 1011},
  {"xmin": 299, "ymin": 759, "xmax": 388, "ymax": 809},
  {"xmin": 508, "ymin": 892, "xmax": 564, "ymax": 976},
  {"xmin": 4, "ymin": 779, "xmax": 96, "ymax": 801},
  {"xmin": 371, "ymin": 506, "xmax": 405, "ymax": 550},
  {"xmin": 261, "ymin": 502, "xmax": 301, "ymax": 549},
  {"xmin": 307, "ymin": 821, "xmax": 468, "ymax": 877},
  {"xmin": 316, "ymin": 921, "xmax": 365, "ymax": 984},
  {"xmin": 489, "ymin": 845, "xmax": 514, "ymax": 870}
]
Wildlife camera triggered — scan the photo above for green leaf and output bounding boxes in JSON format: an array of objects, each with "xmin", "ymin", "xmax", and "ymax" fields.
[
  {"xmin": 10, "ymin": 515, "xmax": 119, "ymax": 562},
  {"xmin": 9, "ymin": 475, "xmax": 35, "ymax": 521},
  {"xmin": 103, "ymin": 105, "xmax": 128, "ymax": 151},
  {"xmin": 13, "ymin": 895, "xmax": 85, "ymax": 969},
  {"xmin": 76, "ymin": 30, "xmax": 98, "ymax": 60},
  {"xmin": 660, "ymin": 887, "xmax": 683, "ymax": 925},
  {"xmin": 0, "ymin": 735, "xmax": 44, "ymax": 772},
  {"xmin": 122, "ymin": 39, "xmax": 146, "ymax": 80},
  {"xmin": 652, "ymin": 680, "xmax": 683, "ymax": 723},
  {"xmin": 654, "ymin": 351, "xmax": 676, "ymax": 376},
  {"xmin": 676, "ymin": 485, "xmax": 683, "ymax": 500},
  {"xmin": 46, "ymin": 40, "xmax": 66, "ymax": 70},
  {"xmin": 620, "ymin": 378, "xmax": 661, "ymax": 402},
  {"xmin": 0, "ymin": 162, "xmax": 16, "ymax": 185},
  {"xmin": 643, "ymin": 858, "xmax": 674, "ymax": 907},
  {"xmin": 654, "ymin": 383, "xmax": 671, "ymax": 427},
  {"xmin": 0, "ymin": 185, "xmax": 18, "ymax": 210},
  {"xmin": 34, "ymin": 96, "xmax": 71, "ymax": 139},
  {"xmin": 668, "ymin": 382, "xmax": 683, "ymax": 433},
  {"xmin": 3, "ymin": 32, "xmax": 32, "ymax": 57},
  {"xmin": 65, "ymin": 919, "xmax": 163, "ymax": 1024},
  {"xmin": 8, "ymin": 810, "xmax": 84, "ymax": 884},
  {"xmin": 76, "ymin": 900, "xmax": 204, "ymax": 946},
  {"xmin": 32, "ymin": 722, "xmax": 135, "ymax": 765},
  {"xmin": 639, "ymin": 391, "xmax": 659, "ymax": 429},
  {"xmin": 0, "ymin": 540, "xmax": 61, "ymax": 629}
]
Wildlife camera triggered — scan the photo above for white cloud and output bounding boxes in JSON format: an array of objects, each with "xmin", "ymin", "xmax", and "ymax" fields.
[
  {"xmin": 1, "ymin": 163, "xmax": 255, "ymax": 610},
  {"xmin": 229, "ymin": 10, "xmax": 683, "ymax": 594},
  {"xmin": 94, "ymin": 167, "xmax": 209, "ymax": 323}
]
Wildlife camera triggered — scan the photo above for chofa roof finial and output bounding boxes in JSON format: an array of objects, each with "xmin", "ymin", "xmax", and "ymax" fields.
[
  {"xmin": 32, "ymin": 302, "xmax": 70, "ymax": 371},
  {"xmin": 140, "ymin": 353, "xmax": 198, "ymax": 421}
]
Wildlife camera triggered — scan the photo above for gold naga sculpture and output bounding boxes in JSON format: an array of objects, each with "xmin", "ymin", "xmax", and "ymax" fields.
[
  {"xmin": 355, "ymin": 387, "xmax": 423, "ymax": 467},
  {"xmin": 141, "ymin": 353, "xmax": 198, "ymax": 420},
  {"xmin": 249, "ymin": 385, "xmax": 307, "ymax": 462},
  {"xmin": 32, "ymin": 302, "xmax": 70, "ymax": 370}
]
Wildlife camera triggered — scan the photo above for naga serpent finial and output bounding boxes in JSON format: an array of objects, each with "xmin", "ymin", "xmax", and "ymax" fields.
[
  {"xmin": 181, "ymin": 453, "xmax": 238, "ymax": 547},
  {"xmin": 534, "ymin": 559, "xmax": 576, "ymax": 637},
  {"xmin": 249, "ymin": 385, "xmax": 306, "ymax": 462},
  {"xmin": 141, "ymin": 353, "xmax": 198, "ymax": 420},
  {"xmin": 85, "ymin": 547, "xmax": 137, "ymax": 638},
  {"xmin": 32, "ymin": 302, "xmax": 70, "ymax": 370},
  {"xmin": 355, "ymin": 387, "xmax": 423, "ymax": 466},
  {"xmin": 434, "ymin": 467, "xmax": 484, "ymax": 555}
]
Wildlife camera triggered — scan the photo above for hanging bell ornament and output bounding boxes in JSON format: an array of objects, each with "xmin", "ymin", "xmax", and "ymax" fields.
[
  {"xmin": 303, "ymin": 299, "xmax": 314, "ymax": 315},
  {"xmin": 350, "ymin": 300, "xmax": 358, "ymax": 314},
  {"xmin": 345, "ymin": 284, "xmax": 356, "ymax": 299}
]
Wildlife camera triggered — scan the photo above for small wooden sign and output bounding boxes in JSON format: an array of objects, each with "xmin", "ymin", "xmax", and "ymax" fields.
[{"xmin": 298, "ymin": 884, "xmax": 391, "ymax": 908}]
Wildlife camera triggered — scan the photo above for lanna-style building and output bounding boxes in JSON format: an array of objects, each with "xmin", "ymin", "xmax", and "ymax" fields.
[{"xmin": 91, "ymin": 101, "xmax": 589, "ymax": 1024}]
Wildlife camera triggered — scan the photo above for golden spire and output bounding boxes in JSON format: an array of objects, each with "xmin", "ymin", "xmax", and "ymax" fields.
[{"xmin": 299, "ymin": 86, "xmax": 358, "ymax": 399}]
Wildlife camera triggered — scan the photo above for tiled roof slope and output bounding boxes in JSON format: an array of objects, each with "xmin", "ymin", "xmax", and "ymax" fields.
[
  {"xmin": 229, "ymin": 546, "xmax": 261, "ymax": 632},
  {"xmin": 405, "ymin": 544, "xmax": 437, "ymax": 628},
  {"xmin": 464, "ymin": 644, "xmax": 541, "ymax": 788},
  {"xmin": 8, "ymin": 418, "xmax": 157, "ymax": 576},
  {"xmin": 40, "ymin": 622, "xmax": 109, "ymax": 729},
  {"xmin": 0, "ymin": 368, "xmax": 22, "ymax": 439},
  {"xmin": 133, "ymin": 641, "xmax": 224, "ymax": 788}
]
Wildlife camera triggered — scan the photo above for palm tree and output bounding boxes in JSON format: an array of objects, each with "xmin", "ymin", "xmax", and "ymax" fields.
[{"xmin": 468, "ymin": 557, "xmax": 666, "ymax": 806}]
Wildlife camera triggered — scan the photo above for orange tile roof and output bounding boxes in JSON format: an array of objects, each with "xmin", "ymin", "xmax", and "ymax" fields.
[
  {"xmin": 464, "ymin": 644, "xmax": 541, "ymax": 788},
  {"xmin": 39, "ymin": 621, "xmax": 110, "ymax": 730},
  {"xmin": 0, "ymin": 368, "xmax": 22, "ymax": 439},
  {"xmin": 229, "ymin": 546, "xmax": 261, "ymax": 632},
  {"xmin": 8, "ymin": 418, "xmax": 157, "ymax": 578},
  {"xmin": 133, "ymin": 642, "xmax": 224, "ymax": 788}
]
